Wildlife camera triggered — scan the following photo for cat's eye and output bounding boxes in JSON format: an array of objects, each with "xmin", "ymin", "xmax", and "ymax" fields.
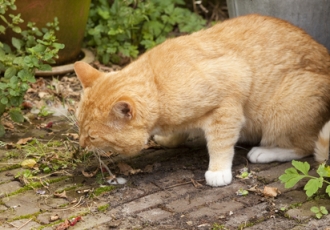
[{"xmin": 87, "ymin": 131, "xmax": 97, "ymax": 141}]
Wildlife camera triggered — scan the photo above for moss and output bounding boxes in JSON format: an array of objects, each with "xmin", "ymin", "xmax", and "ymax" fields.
[
  {"xmin": 211, "ymin": 223, "xmax": 228, "ymax": 230},
  {"xmin": 8, "ymin": 211, "xmax": 41, "ymax": 222},
  {"xmin": 55, "ymin": 184, "xmax": 81, "ymax": 194},
  {"xmin": 0, "ymin": 164, "xmax": 21, "ymax": 173},
  {"xmin": 7, "ymin": 176, "xmax": 70, "ymax": 197},
  {"xmin": 97, "ymin": 203, "xmax": 110, "ymax": 212},
  {"xmin": 93, "ymin": 185, "xmax": 115, "ymax": 196},
  {"xmin": 237, "ymin": 217, "xmax": 266, "ymax": 229},
  {"xmin": 289, "ymin": 202, "xmax": 303, "ymax": 209}
]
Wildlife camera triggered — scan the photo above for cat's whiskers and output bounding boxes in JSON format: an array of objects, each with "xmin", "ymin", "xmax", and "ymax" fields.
[{"xmin": 93, "ymin": 148, "xmax": 115, "ymax": 180}]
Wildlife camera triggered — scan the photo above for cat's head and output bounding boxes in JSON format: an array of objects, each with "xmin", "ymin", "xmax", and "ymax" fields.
[{"xmin": 74, "ymin": 61, "xmax": 150, "ymax": 156}]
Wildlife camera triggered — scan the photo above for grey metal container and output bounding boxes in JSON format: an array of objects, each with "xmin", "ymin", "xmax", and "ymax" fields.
[{"xmin": 226, "ymin": 0, "xmax": 330, "ymax": 51}]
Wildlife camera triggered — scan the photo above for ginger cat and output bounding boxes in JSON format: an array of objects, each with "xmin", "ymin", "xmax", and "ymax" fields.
[{"xmin": 74, "ymin": 14, "xmax": 330, "ymax": 187}]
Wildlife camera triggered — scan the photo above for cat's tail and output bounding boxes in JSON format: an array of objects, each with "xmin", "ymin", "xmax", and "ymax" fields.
[{"xmin": 314, "ymin": 120, "xmax": 330, "ymax": 163}]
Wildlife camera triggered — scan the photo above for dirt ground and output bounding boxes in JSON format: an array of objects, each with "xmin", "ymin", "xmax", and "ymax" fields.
[{"xmin": 0, "ymin": 72, "xmax": 330, "ymax": 230}]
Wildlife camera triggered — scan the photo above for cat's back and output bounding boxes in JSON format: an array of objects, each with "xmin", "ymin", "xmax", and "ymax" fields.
[
  {"xmin": 152, "ymin": 14, "xmax": 329, "ymax": 74},
  {"xmin": 200, "ymin": 14, "xmax": 329, "ymax": 71}
]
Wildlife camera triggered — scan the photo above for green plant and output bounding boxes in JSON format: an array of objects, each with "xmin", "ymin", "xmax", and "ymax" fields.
[
  {"xmin": 310, "ymin": 206, "xmax": 328, "ymax": 219},
  {"xmin": 38, "ymin": 105, "xmax": 53, "ymax": 117},
  {"xmin": 85, "ymin": 0, "xmax": 206, "ymax": 64},
  {"xmin": 0, "ymin": 0, "xmax": 64, "ymax": 136},
  {"xmin": 279, "ymin": 160, "xmax": 330, "ymax": 197}
]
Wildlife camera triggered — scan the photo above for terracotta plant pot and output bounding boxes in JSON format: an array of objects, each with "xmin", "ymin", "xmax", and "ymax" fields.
[{"xmin": 0, "ymin": 0, "xmax": 91, "ymax": 65}]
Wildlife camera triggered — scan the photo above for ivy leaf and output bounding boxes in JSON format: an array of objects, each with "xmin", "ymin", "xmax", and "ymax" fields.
[
  {"xmin": 4, "ymin": 67, "xmax": 17, "ymax": 78},
  {"xmin": 12, "ymin": 26, "xmax": 22, "ymax": 33},
  {"xmin": 11, "ymin": 37, "xmax": 22, "ymax": 50},
  {"xmin": 304, "ymin": 178, "xmax": 323, "ymax": 197},
  {"xmin": 326, "ymin": 185, "xmax": 330, "ymax": 197},
  {"xmin": 52, "ymin": 42, "xmax": 65, "ymax": 49},
  {"xmin": 1, "ymin": 97, "xmax": 8, "ymax": 105},
  {"xmin": 279, "ymin": 167, "xmax": 305, "ymax": 188},
  {"xmin": 310, "ymin": 206, "xmax": 319, "ymax": 213},
  {"xmin": 320, "ymin": 206, "xmax": 328, "ymax": 215},
  {"xmin": 9, "ymin": 108, "xmax": 24, "ymax": 123},
  {"xmin": 292, "ymin": 160, "xmax": 310, "ymax": 175},
  {"xmin": 317, "ymin": 164, "xmax": 330, "ymax": 177},
  {"xmin": 38, "ymin": 64, "xmax": 52, "ymax": 71},
  {"xmin": 0, "ymin": 25, "xmax": 5, "ymax": 34}
]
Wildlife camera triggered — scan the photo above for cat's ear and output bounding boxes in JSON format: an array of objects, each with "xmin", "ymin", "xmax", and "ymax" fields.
[
  {"xmin": 112, "ymin": 100, "xmax": 135, "ymax": 120},
  {"xmin": 74, "ymin": 61, "xmax": 102, "ymax": 89}
]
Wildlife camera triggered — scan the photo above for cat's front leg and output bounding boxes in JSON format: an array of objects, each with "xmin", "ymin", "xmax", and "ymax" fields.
[{"xmin": 203, "ymin": 103, "xmax": 245, "ymax": 187}]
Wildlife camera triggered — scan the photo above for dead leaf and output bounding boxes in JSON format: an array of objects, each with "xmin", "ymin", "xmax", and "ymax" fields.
[
  {"xmin": 143, "ymin": 162, "xmax": 161, "ymax": 173},
  {"xmin": 38, "ymin": 91, "xmax": 50, "ymax": 99},
  {"xmin": 5, "ymin": 143, "xmax": 15, "ymax": 149},
  {"xmin": 22, "ymin": 100, "xmax": 33, "ymax": 109},
  {"xmin": 117, "ymin": 162, "xmax": 142, "ymax": 176},
  {"xmin": 81, "ymin": 168, "xmax": 99, "ymax": 178},
  {"xmin": 16, "ymin": 137, "xmax": 33, "ymax": 145},
  {"xmin": 54, "ymin": 191, "xmax": 68, "ymax": 199},
  {"xmin": 109, "ymin": 219, "xmax": 122, "ymax": 228},
  {"xmin": 63, "ymin": 133, "xmax": 79, "ymax": 140},
  {"xmin": 247, "ymin": 185, "xmax": 260, "ymax": 193},
  {"xmin": 143, "ymin": 164, "xmax": 154, "ymax": 173},
  {"xmin": 263, "ymin": 186, "xmax": 281, "ymax": 197},
  {"xmin": 191, "ymin": 178, "xmax": 203, "ymax": 188},
  {"xmin": 99, "ymin": 151, "xmax": 113, "ymax": 157},
  {"xmin": 3, "ymin": 121, "xmax": 14, "ymax": 130},
  {"xmin": 55, "ymin": 219, "xmax": 70, "ymax": 230},
  {"xmin": 21, "ymin": 159, "xmax": 37, "ymax": 169},
  {"xmin": 50, "ymin": 214, "xmax": 60, "ymax": 222}
]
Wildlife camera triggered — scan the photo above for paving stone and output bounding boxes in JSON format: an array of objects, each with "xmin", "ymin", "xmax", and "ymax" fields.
[
  {"xmin": 273, "ymin": 190, "xmax": 307, "ymax": 210},
  {"xmin": 69, "ymin": 212, "xmax": 114, "ymax": 229},
  {"xmin": 137, "ymin": 208, "xmax": 172, "ymax": 222},
  {"xmin": 1, "ymin": 219, "xmax": 41, "ymax": 230},
  {"xmin": 255, "ymin": 162, "xmax": 294, "ymax": 183},
  {"xmin": 225, "ymin": 202, "xmax": 269, "ymax": 228},
  {"xmin": 157, "ymin": 170, "xmax": 194, "ymax": 187},
  {"xmin": 0, "ymin": 181, "xmax": 21, "ymax": 196},
  {"xmin": 245, "ymin": 218, "xmax": 297, "ymax": 230},
  {"xmin": 166, "ymin": 182, "xmax": 243, "ymax": 213},
  {"xmin": 0, "ymin": 168, "xmax": 22, "ymax": 184},
  {"xmin": 286, "ymin": 199, "xmax": 330, "ymax": 221},
  {"xmin": 121, "ymin": 191, "xmax": 170, "ymax": 214},
  {"xmin": 1, "ymin": 190, "xmax": 40, "ymax": 218},
  {"xmin": 0, "ymin": 205, "xmax": 7, "ymax": 211},
  {"xmin": 168, "ymin": 184, "xmax": 197, "ymax": 196},
  {"xmin": 188, "ymin": 200, "xmax": 244, "ymax": 218},
  {"xmin": 291, "ymin": 214, "xmax": 330, "ymax": 230}
]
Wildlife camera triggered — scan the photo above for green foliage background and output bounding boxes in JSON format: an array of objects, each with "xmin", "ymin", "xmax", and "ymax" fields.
[{"xmin": 85, "ymin": 0, "xmax": 206, "ymax": 64}]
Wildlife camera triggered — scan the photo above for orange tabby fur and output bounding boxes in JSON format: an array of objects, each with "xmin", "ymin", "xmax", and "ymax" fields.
[{"xmin": 75, "ymin": 14, "xmax": 330, "ymax": 187}]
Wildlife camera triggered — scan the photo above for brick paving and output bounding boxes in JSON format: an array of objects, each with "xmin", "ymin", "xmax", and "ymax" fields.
[{"xmin": 1, "ymin": 140, "xmax": 330, "ymax": 229}]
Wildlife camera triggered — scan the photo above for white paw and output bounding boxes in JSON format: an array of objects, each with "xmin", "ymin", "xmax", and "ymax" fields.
[
  {"xmin": 248, "ymin": 147, "xmax": 300, "ymax": 163},
  {"xmin": 205, "ymin": 169, "xmax": 232, "ymax": 187}
]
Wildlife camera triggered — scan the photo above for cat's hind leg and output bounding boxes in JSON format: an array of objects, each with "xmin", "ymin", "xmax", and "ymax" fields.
[
  {"xmin": 247, "ymin": 147, "xmax": 304, "ymax": 163},
  {"xmin": 153, "ymin": 133, "xmax": 188, "ymax": 148}
]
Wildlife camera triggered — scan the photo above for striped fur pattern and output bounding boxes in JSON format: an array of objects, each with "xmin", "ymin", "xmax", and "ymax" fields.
[{"xmin": 75, "ymin": 14, "xmax": 330, "ymax": 187}]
